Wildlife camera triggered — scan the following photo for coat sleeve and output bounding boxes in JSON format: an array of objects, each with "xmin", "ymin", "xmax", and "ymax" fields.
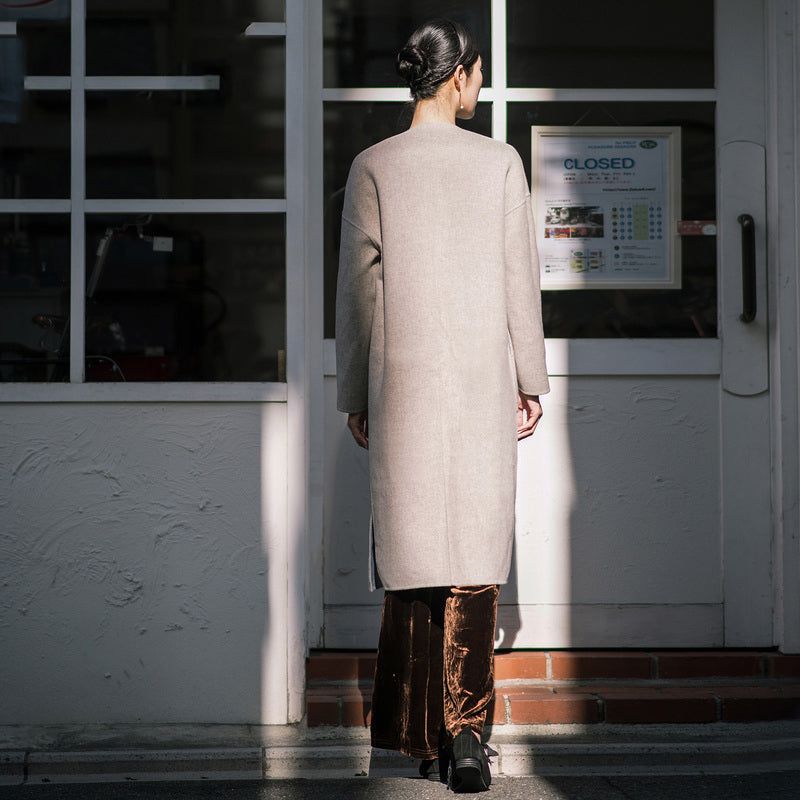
[
  {"xmin": 335, "ymin": 153, "xmax": 382, "ymax": 413},
  {"xmin": 503, "ymin": 148, "xmax": 551, "ymax": 396}
]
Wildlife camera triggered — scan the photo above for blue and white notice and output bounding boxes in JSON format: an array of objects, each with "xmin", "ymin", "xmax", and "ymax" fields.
[{"xmin": 532, "ymin": 129, "xmax": 677, "ymax": 289}]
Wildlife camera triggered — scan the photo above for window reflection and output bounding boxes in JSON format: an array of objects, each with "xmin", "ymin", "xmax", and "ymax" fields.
[
  {"xmin": 85, "ymin": 213, "xmax": 286, "ymax": 382},
  {"xmin": 85, "ymin": 83, "xmax": 284, "ymax": 199},
  {"xmin": 323, "ymin": 1, "xmax": 491, "ymax": 88},
  {"xmin": 0, "ymin": 91, "xmax": 70, "ymax": 199},
  {"xmin": 323, "ymin": 101, "xmax": 492, "ymax": 338},
  {"xmin": 507, "ymin": 0, "xmax": 713, "ymax": 88},
  {"xmin": 0, "ymin": 2, "xmax": 71, "ymax": 199},
  {"xmin": 0, "ymin": 0, "xmax": 71, "ymax": 76},
  {"xmin": 0, "ymin": 214, "xmax": 70, "ymax": 383},
  {"xmin": 86, "ymin": 1, "xmax": 284, "ymax": 75},
  {"xmin": 84, "ymin": 1, "xmax": 286, "ymax": 199},
  {"xmin": 508, "ymin": 102, "xmax": 716, "ymax": 338}
]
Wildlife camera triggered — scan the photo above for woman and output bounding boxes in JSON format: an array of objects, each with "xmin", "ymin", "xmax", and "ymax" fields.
[{"xmin": 335, "ymin": 17, "xmax": 550, "ymax": 793}]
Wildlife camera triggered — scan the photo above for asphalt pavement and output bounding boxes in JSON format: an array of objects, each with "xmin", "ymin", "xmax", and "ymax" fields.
[{"xmin": 1, "ymin": 772, "xmax": 800, "ymax": 800}]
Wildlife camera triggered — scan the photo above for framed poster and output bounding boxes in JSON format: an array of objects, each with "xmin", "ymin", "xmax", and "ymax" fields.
[{"xmin": 531, "ymin": 126, "xmax": 682, "ymax": 290}]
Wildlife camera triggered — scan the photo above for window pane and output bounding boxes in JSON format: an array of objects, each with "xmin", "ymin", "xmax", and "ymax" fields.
[
  {"xmin": 508, "ymin": 102, "xmax": 716, "ymax": 337},
  {"xmin": 85, "ymin": 82, "xmax": 284, "ymax": 199},
  {"xmin": 85, "ymin": 1, "xmax": 285, "ymax": 199},
  {"xmin": 0, "ymin": 214, "xmax": 70, "ymax": 383},
  {"xmin": 507, "ymin": 0, "xmax": 713, "ymax": 88},
  {"xmin": 86, "ymin": 1, "xmax": 284, "ymax": 75},
  {"xmin": 85, "ymin": 213, "xmax": 285, "ymax": 382},
  {"xmin": 0, "ymin": 0, "xmax": 71, "ymax": 76},
  {"xmin": 323, "ymin": 101, "xmax": 492, "ymax": 338},
  {"xmin": 0, "ymin": 92, "xmax": 70, "ymax": 199},
  {"xmin": 323, "ymin": 2, "xmax": 492, "ymax": 88}
]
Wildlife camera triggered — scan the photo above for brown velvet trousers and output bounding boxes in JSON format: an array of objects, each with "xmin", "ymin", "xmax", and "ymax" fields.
[{"xmin": 369, "ymin": 584, "xmax": 500, "ymax": 759}]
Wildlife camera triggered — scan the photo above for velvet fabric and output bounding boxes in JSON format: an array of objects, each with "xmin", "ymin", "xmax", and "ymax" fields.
[{"xmin": 369, "ymin": 584, "xmax": 500, "ymax": 759}]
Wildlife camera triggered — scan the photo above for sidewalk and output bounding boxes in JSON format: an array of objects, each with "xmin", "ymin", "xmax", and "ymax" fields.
[{"xmin": 1, "ymin": 771, "xmax": 800, "ymax": 800}]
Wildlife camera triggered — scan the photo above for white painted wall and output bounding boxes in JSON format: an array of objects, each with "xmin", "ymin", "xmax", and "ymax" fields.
[{"xmin": 0, "ymin": 402, "xmax": 288, "ymax": 724}]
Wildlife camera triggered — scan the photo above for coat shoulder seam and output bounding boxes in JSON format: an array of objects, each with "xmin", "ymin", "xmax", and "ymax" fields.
[
  {"xmin": 341, "ymin": 213, "xmax": 381, "ymax": 252},
  {"xmin": 505, "ymin": 193, "xmax": 531, "ymax": 217}
]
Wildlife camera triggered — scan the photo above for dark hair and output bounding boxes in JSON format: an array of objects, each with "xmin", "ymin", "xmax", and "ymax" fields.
[{"xmin": 396, "ymin": 18, "xmax": 480, "ymax": 102}]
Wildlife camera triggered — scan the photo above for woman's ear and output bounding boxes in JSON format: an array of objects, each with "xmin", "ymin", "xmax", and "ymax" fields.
[{"xmin": 452, "ymin": 63, "xmax": 465, "ymax": 91}]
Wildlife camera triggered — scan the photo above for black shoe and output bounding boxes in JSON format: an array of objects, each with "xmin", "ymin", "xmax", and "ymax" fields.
[
  {"xmin": 419, "ymin": 724, "xmax": 451, "ymax": 783},
  {"xmin": 419, "ymin": 757, "xmax": 437, "ymax": 779},
  {"xmin": 446, "ymin": 728, "xmax": 491, "ymax": 792},
  {"xmin": 436, "ymin": 722, "xmax": 452, "ymax": 784}
]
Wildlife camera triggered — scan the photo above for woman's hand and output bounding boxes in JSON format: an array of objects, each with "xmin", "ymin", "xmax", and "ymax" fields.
[
  {"xmin": 517, "ymin": 391, "xmax": 543, "ymax": 440},
  {"xmin": 347, "ymin": 409, "xmax": 369, "ymax": 449}
]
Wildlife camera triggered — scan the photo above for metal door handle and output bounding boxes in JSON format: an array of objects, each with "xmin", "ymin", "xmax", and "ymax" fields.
[{"xmin": 738, "ymin": 213, "xmax": 756, "ymax": 323}]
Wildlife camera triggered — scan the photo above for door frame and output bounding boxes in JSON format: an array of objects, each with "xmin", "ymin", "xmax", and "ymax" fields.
[
  {"xmin": 716, "ymin": 0, "xmax": 772, "ymax": 646},
  {"xmin": 765, "ymin": 0, "xmax": 800, "ymax": 654}
]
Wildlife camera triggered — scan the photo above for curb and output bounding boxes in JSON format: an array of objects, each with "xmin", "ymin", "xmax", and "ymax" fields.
[
  {"xmin": 3, "ymin": 722, "xmax": 800, "ymax": 784},
  {"xmin": 1, "ymin": 748, "xmax": 262, "ymax": 785}
]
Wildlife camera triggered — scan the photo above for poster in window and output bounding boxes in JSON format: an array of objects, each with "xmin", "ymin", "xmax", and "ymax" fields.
[{"xmin": 530, "ymin": 126, "xmax": 681, "ymax": 290}]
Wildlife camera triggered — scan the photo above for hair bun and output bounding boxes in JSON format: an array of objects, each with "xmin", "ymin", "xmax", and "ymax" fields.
[
  {"xmin": 397, "ymin": 44, "xmax": 428, "ymax": 88},
  {"xmin": 397, "ymin": 18, "xmax": 478, "ymax": 101}
]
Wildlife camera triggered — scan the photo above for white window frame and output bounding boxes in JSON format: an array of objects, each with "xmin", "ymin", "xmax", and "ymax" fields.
[{"xmin": 0, "ymin": 0, "xmax": 294, "ymax": 403}]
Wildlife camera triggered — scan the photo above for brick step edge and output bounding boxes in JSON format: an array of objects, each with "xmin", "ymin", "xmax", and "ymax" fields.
[
  {"xmin": 307, "ymin": 651, "xmax": 800, "ymax": 682},
  {"xmin": 307, "ymin": 683, "xmax": 800, "ymax": 726},
  {"xmin": 4, "ymin": 735, "xmax": 800, "ymax": 784}
]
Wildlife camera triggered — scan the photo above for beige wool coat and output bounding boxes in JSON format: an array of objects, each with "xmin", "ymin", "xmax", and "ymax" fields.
[{"xmin": 335, "ymin": 121, "xmax": 550, "ymax": 592}]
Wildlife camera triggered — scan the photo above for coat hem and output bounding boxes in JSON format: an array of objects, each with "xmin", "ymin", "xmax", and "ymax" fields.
[
  {"xmin": 374, "ymin": 578, "xmax": 508, "ymax": 592},
  {"xmin": 367, "ymin": 504, "xmax": 384, "ymax": 592}
]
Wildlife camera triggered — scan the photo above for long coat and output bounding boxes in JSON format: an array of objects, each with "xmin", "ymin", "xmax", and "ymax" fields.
[{"xmin": 335, "ymin": 122, "xmax": 550, "ymax": 592}]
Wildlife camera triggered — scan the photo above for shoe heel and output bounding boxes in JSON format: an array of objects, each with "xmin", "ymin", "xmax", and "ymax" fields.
[
  {"xmin": 452, "ymin": 758, "xmax": 488, "ymax": 792},
  {"xmin": 448, "ymin": 729, "xmax": 491, "ymax": 792}
]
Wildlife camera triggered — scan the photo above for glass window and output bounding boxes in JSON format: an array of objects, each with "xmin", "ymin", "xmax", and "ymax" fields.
[
  {"xmin": 85, "ymin": 213, "xmax": 286, "ymax": 382},
  {"xmin": 507, "ymin": 0, "xmax": 714, "ymax": 88},
  {"xmin": 0, "ymin": 214, "xmax": 70, "ymax": 383},
  {"xmin": 323, "ymin": 1, "xmax": 492, "ymax": 88},
  {"xmin": 323, "ymin": 101, "xmax": 492, "ymax": 338},
  {"xmin": 3, "ymin": 2, "xmax": 290, "ymax": 387},
  {"xmin": 85, "ymin": 84, "xmax": 284, "ymax": 199},
  {"xmin": 86, "ymin": 1, "xmax": 284, "ymax": 75},
  {"xmin": 508, "ymin": 102, "xmax": 716, "ymax": 338},
  {"xmin": 0, "ymin": 92, "xmax": 70, "ymax": 199},
  {"xmin": 0, "ymin": 1, "xmax": 71, "ymax": 76}
]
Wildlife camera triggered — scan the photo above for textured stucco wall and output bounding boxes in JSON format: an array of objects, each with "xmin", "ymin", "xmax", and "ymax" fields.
[{"xmin": 0, "ymin": 402, "xmax": 288, "ymax": 725}]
